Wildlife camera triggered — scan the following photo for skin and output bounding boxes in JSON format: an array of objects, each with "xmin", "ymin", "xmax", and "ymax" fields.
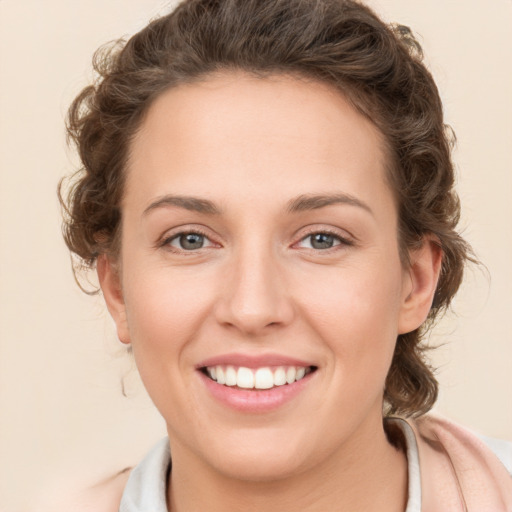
[{"xmin": 98, "ymin": 73, "xmax": 442, "ymax": 512}]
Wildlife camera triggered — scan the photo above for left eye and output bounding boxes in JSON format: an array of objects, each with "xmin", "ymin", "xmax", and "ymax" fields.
[
  {"xmin": 298, "ymin": 232, "xmax": 343, "ymax": 250},
  {"xmin": 167, "ymin": 232, "xmax": 214, "ymax": 251}
]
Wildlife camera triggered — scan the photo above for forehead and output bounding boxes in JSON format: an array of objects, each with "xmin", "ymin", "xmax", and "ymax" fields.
[{"xmin": 126, "ymin": 72, "xmax": 392, "ymax": 213}]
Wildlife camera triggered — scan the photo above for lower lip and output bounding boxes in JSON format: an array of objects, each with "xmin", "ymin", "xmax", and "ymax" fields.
[{"xmin": 199, "ymin": 371, "xmax": 315, "ymax": 413}]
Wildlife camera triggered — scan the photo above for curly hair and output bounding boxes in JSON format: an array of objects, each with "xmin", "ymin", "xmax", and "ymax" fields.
[{"xmin": 60, "ymin": 0, "xmax": 473, "ymax": 417}]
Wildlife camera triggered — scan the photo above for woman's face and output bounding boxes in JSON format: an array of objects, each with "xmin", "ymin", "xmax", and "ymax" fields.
[{"xmin": 101, "ymin": 73, "xmax": 431, "ymax": 480}]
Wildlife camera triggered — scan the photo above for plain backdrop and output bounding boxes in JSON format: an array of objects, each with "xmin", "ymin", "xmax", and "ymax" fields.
[{"xmin": 0, "ymin": 0, "xmax": 511, "ymax": 510}]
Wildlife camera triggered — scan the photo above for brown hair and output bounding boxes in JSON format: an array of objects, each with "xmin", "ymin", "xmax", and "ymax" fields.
[{"xmin": 60, "ymin": 0, "xmax": 473, "ymax": 417}]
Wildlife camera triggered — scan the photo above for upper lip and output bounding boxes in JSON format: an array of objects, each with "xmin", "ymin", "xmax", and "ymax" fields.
[{"xmin": 196, "ymin": 353, "xmax": 315, "ymax": 369}]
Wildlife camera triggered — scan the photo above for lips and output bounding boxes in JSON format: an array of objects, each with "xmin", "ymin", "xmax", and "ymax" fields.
[
  {"xmin": 197, "ymin": 353, "xmax": 315, "ymax": 369},
  {"xmin": 196, "ymin": 353, "xmax": 317, "ymax": 411}
]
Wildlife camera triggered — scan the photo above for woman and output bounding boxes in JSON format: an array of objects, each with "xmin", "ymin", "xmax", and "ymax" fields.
[{"xmin": 60, "ymin": 0, "xmax": 512, "ymax": 510}]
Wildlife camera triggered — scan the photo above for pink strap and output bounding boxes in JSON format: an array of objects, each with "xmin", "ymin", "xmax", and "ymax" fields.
[{"xmin": 411, "ymin": 415, "xmax": 512, "ymax": 511}]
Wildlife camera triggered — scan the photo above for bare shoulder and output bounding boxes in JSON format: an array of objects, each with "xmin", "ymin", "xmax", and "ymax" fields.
[{"xmin": 36, "ymin": 467, "xmax": 132, "ymax": 512}]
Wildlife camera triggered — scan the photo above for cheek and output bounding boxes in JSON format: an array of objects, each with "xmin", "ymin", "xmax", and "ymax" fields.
[
  {"xmin": 121, "ymin": 268, "xmax": 220, "ymax": 417},
  {"xmin": 296, "ymin": 260, "xmax": 404, "ymax": 364},
  {"xmin": 122, "ymin": 267, "xmax": 217, "ymax": 359}
]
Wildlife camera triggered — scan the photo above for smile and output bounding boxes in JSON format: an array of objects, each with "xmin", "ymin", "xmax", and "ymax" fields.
[{"xmin": 202, "ymin": 365, "xmax": 315, "ymax": 390}]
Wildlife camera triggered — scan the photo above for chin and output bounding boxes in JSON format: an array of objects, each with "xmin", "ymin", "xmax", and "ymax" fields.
[
  {"xmin": 196, "ymin": 428, "xmax": 319, "ymax": 482},
  {"xmin": 215, "ymin": 452, "xmax": 308, "ymax": 483}
]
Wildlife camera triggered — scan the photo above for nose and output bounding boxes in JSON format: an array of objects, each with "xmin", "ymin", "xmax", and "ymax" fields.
[{"xmin": 214, "ymin": 245, "xmax": 295, "ymax": 336}]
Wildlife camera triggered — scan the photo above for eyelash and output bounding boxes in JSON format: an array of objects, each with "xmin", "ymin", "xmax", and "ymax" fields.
[
  {"xmin": 160, "ymin": 227, "xmax": 215, "ymax": 253},
  {"xmin": 294, "ymin": 228, "xmax": 354, "ymax": 252},
  {"xmin": 159, "ymin": 227, "xmax": 354, "ymax": 254}
]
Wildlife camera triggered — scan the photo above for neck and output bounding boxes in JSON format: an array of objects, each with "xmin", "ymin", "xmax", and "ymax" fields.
[{"xmin": 167, "ymin": 417, "xmax": 408, "ymax": 512}]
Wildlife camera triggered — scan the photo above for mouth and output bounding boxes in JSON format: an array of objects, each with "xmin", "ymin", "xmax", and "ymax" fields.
[{"xmin": 200, "ymin": 365, "xmax": 318, "ymax": 390}]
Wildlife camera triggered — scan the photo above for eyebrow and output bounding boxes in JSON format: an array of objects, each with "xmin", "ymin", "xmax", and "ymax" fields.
[
  {"xmin": 142, "ymin": 192, "xmax": 373, "ymax": 217},
  {"xmin": 143, "ymin": 195, "xmax": 221, "ymax": 216},
  {"xmin": 286, "ymin": 193, "xmax": 373, "ymax": 216}
]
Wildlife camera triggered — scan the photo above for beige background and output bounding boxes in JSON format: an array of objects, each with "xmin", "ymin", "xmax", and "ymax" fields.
[{"xmin": 0, "ymin": 0, "xmax": 510, "ymax": 510}]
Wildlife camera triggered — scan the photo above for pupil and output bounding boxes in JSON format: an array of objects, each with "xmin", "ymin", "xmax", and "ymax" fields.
[
  {"xmin": 311, "ymin": 233, "xmax": 334, "ymax": 249},
  {"xmin": 180, "ymin": 233, "xmax": 204, "ymax": 250}
]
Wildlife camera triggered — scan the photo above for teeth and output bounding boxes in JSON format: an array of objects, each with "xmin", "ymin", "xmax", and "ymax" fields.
[
  {"xmin": 205, "ymin": 365, "xmax": 312, "ymax": 389},
  {"xmin": 216, "ymin": 366, "xmax": 226, "ymax": 385},
  {"xmin": 237, "ymin": 367, "xmax": 255, "ymax": 389},
  {"xmin": 225, "ymin": 366, "xmax": 237, "ymax": 386},
  {"xmin": 286, "ymin": 366, "xmax": 296, "ymax": 384},
  {"xmin": 254, "ymin": 368, "xmax": 274, "ymax": 389},
  {"xmin": 273, "ymin": 367, "xmax": 286, "ymax": 386}
]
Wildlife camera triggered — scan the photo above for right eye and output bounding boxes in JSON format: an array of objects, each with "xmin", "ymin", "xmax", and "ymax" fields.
[
  {"xmin": 298, "ymin": 232, "xmax": 341, "ymax": 250},
  {"xmin": 166, "ymin": 232, "xmax": 215, "ymax": 251}
]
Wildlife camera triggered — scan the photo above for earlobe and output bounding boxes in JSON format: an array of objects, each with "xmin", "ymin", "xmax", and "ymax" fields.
[
  {"xmin": 97, "ymin": 254, "xmax": 131, "ymax": 344},
  {"xmin": 398, "ymin": 236, "xmax": 443, "ymax": 335}
]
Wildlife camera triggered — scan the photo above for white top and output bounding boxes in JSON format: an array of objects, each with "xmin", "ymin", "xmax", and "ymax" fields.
[{"xmin": 118, "ymin": 418, "xmax": 510, "ymax": 512}]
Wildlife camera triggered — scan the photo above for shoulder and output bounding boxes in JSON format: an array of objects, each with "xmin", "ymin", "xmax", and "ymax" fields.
[
  {"xmin": 413, "ymin": 414, "xmax": 512, "ymax": 472},
  {"xmin": 478, "ymin": 434, "xmax": 512, "ymax": 476},
  {"xmin": 407, "ymin": 414, "xmax": 512, "ymax": 510},
  {"xmin": 38, "ymin": 437, "xmax": 171, "ymax": 512},
  {"xmin": 37, "ymin": 467, "xmax": 132, "ymax": 512}
]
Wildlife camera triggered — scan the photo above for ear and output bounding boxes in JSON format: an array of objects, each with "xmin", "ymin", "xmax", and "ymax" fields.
[
  {"xmin": 398, "ymin": 236, "xmax": 443, "ymax": 335},
  {"xmin": 97, "ymin": 254, "xmax": 131, "ymax": 344}
]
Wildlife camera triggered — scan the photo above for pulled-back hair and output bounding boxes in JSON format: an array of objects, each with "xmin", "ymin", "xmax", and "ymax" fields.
[{"xmin": 61, "ymin": 0, "xmax": 473, "ymax": 417}]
